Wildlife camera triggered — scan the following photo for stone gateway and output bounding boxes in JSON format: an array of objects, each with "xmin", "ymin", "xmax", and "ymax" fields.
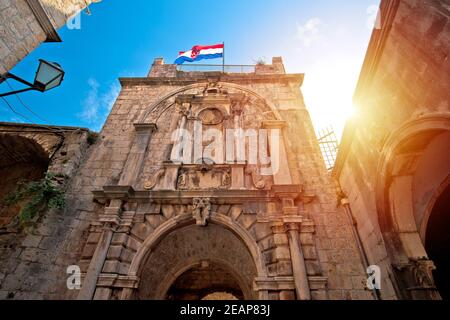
[
  {"xmin": 69, "ymin": 56, "xmax": 370, "ymax": 300},
  {"xmin": 0, "ymin": 1, "xmax": 448, "ymax": 300}
]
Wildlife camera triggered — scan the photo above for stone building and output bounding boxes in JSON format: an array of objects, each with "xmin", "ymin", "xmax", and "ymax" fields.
[
  {"xmin": 0, "ymin": 0, "xmax": 96, "ymax": 73},
  {"xmin": 0, "ymin": 57, "xmax": 374, "ymax": 300},
  {"xmin": 69, "ymin": 57, "xmax": 377, "ymax": 300},
  {"xmin": 0, "ymin": 0, "xmax": 448, "ymax": 301},
  {"xmin": 334, "ymin": 0, "xmax": 450, "ymax": 300}
]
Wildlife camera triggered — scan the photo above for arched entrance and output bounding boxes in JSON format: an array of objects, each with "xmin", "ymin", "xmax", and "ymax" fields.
[
  {"xmin": 376, "ymin": 115, "xmax": 450, "ymax": 299},
  {"xmin": 0, "ymin": 134, "xmax": 49, "ymax": 228},
  {"xmin": 166, "ymin": 261, "xmax": 245, "ymax": 300},
  {"xmin": 134, "ymin": 222, "xmax": 260, "ymax": 300},
  {"xmin": 425, "ymin": 183, "xmax": 450, "ymax": 300}
]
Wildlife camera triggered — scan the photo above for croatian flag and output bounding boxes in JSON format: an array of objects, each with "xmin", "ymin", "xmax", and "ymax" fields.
[{"xmin": 174, "ymin": 44, "xmax": 224, "ymax": 65}]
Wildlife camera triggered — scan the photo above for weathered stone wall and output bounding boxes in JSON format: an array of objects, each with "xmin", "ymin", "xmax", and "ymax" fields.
[
  {"xmin": 333, "ymin": 0, "xmax": 450, "ymax": 300},
  {"xmin": 0, "ymin": 0, "xmax": 94, "ymax": 73},
  {"xmin": 0, "ymin": 123, "xmax": 93, "ymax": 299}
]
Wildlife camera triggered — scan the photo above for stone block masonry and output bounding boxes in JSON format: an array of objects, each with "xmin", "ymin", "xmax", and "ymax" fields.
[
  {"xmin": 334, "ymin": 0, "xmax": 449, "ymax": 300},
  {"xmin": 0, "ymin": 0, "xmax": 95, "ymax": 73}
]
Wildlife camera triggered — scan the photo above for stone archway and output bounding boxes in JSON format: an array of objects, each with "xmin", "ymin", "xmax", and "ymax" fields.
[
  {"xmin": 118, "ymin": 212, "xmax": 269, "ymax": 300},
  {"xmin": 375, "ymin": 115, "xmax": 450, "ymax": 299},
  {"xmin": 0, "ymin": 134, "xmax": 49, "ymax": 228},
  {"xmin": 134, "ymin": 223, "xmax": 259, "ymax": 300},
  {"xmin": 135, "ymin": 224, "xmax": 257, "ymax": 300},
  {"xmin": 139, "ymin": 81, "xmax": 282, "ymax": 125},
  {"xmin": 165, "ymin": 260, "xmax": 246, "ymax": 300}
]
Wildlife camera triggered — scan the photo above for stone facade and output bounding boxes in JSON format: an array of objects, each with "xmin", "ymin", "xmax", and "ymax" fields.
[
  {"xmin": 68, "ymin": 57, "xmax": 372, "ymax": 300},
  {"xmin": 333, "ymin": 0, "xmax": 450, "ymax": 300},
  {"xmin": 0, "ymin": 0, "xmax": 95, "ymax": 73},
  {"xmin": 0, "ymin": 57, "xmax": 375, "ymax": 300}
]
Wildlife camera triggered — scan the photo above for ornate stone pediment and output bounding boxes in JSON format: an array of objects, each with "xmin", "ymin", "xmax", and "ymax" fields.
[{"xmin": 177, "ymin": 165, "xmax": 231, "ymax": 191}]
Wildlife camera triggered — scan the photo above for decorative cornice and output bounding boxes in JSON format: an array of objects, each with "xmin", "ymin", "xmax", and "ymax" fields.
[
  {"xmin": 91, "ymin": 185, "xmax": 315, "ymax": 204},
  {"xmin": 262, "ymin": 120, "xmax": 287, "ymax": 129},
  {"xmin": 93, "ymin": 188, "xmax": 271, "ymax": 204},
  {"xmin": 271, "ymin": 184, "xmax": 303, "ymax": 198},
  {"xmin": 101, "ymin": 186, "xmax": 135, "ymax": 199},
  {"xmin": 25, "ymin": 0, "xmax": 62, "ymax": 42}
]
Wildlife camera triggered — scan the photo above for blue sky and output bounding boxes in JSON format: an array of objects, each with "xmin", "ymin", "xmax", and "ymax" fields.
[{"xmin": 0, "ymin": 0, "xmax": 379, "ymax": 137}]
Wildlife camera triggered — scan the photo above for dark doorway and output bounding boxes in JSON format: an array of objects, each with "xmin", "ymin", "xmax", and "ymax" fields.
[
  {"xmin": 425, "ymin": 183, "xmax": 450, "ymax": 300},
  {"xmin": 166, "ymin": 261, "xmax": 244, "ymax": 300}
]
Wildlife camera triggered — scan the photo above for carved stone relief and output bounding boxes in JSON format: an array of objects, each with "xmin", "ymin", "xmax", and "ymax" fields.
[
  {"xmin": 177, "ymin": 166, "xmax": 231, "ymax": 190},
  {"xmin": 198, "ymin": 108, "xmax": 224, "ymax": 125},
  {"xmin": 144, "ymin": 168, "xmax": 166, "ymax": 190},
  {"xmin": 246, "ymin": 165, "xmax": 266, "ymax": 190},
  {"xmin": 192, "ymin": 197, "xmax": 211, "ymax": 226}
]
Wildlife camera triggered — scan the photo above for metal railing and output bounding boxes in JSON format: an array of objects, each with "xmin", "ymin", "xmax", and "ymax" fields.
[
  {"xmin": 176, "ymin": 64, "xmax": 256, "ymax": 74},
  {"xmin": 317, "ymin": 126, "xmax": 339, "ymax": 171}
]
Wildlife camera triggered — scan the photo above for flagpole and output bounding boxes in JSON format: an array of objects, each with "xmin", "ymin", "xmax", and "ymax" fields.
[{"xmin": 222, "ymin": 42, "xmax": 225, "ymax": 73}]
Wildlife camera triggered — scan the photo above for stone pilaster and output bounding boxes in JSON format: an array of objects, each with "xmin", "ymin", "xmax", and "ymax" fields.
[
  {"xmin": 262, "ymin": 121, "xmax": 292, "ymax": 185},
  {"xmin": 77, "ymin": 220, "xmax": 117, "ymax": 299},
  {"xmin": 118, "ymin": 123, "xmax": 157, "ymax": 186},
  {"xmin": 78, "ymin": 187, "xmax": 134, "ymax": 300},
  {"xmin": 230, "ymin": 161, "xmax": 246, "ymax": 189}
]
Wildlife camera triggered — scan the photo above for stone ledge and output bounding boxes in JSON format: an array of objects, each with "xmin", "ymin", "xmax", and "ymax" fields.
[
  {"xmin": 95, "ymin": 274, "xmax": 139, "ymax": 289},
  {"xmin": 119, "ymin": 74, "xmax": 304, "ymax": 87},
  {"xmin": 254, "ymin": 276, "xmax": 327, "ymax": 291}
]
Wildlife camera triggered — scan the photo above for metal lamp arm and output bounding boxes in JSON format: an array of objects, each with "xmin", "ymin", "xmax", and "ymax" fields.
[
  {"xmin": 0, "ymin": 72, "xmax": 40, "ymax": 98},
  {"xmin": 1, "ymin": 72, "xmax": 35, "ymax": 87}
]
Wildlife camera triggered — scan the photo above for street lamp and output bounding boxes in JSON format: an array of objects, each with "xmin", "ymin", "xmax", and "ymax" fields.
[{"xmin": 0, "ymin": 59, "xmax": 65, "ymax": 97}]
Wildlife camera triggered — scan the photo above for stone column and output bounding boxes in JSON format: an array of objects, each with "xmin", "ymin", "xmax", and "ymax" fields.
[
  {"xmin": 286, "ymin": 221, "xmax": 311, "ymax": 300},
  {"xmin": 272, "ymin": 185, "xmax": 311, "ymax": 300},
  {"xmin": 118, "ymin": 123, "xmax": 157, "ymax": 186}
]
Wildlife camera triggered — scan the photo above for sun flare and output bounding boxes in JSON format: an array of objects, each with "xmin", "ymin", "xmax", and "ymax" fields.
[{"xmin": 301, "ymin": 60, "xmax": 361, "ymax": 140}]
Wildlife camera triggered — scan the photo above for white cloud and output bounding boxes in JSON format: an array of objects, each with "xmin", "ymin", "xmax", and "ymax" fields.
[
  {"xmin": 102, "ymin": 82, "xmax": 121, "ymax": 112},
  {"xmin": 79, "ymin": 78, "xmax": 101, "ymax": 123},
  {"xmin": 78, "ymin": 78, "xmax": 120, "ymax": 130},
  {"xmin": 296, "ymin": 18, "xmax": 322, "ymax": 47}
]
